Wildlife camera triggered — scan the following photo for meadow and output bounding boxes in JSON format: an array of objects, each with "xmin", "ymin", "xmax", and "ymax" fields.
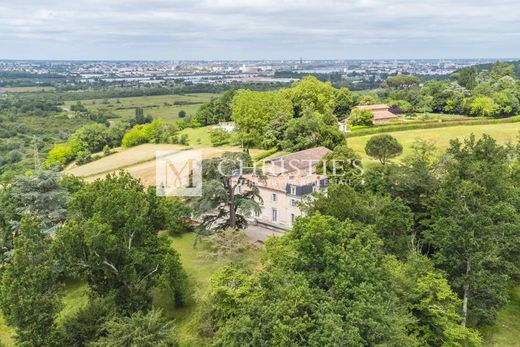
[
  {"xmin": 63, "ymin": 93, "xmax": 219, "ymax": 124},
  {"xmin": 348, "ymin": 122, "xmax": 520, "ymax": 161}
]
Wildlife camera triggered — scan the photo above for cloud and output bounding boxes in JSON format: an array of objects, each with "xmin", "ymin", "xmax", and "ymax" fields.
[{"xmin": 0, "ymin": 0, "xmax": 519, "ymax": 59}]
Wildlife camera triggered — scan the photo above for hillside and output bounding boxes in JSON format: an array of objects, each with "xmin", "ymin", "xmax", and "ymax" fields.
[{"xmin": 348, "ymin": 122, "xmax": 520, "ymax": 161}]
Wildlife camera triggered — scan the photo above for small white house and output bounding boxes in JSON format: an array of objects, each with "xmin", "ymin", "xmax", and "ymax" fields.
[
  {"xmin": 214, "ymin": 122, "xmax": 236, "ymax": 133},
  {"xmin": 338, "ymin": 119, "xmax": 349, "ymax": 133}
]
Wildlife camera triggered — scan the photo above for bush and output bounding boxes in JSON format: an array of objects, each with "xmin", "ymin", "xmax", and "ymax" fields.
[
  {"xmin": 46, "ymin": 144, "xmax": 74, "ymax": 168},
  {"xmin": 103, "ymin": 145, "xmax": 112, "ymax": 156},
  {"xmin": 209, "ymin": 128, "xmax": 229, "ymax": 147},
  {"xmin": 75, "ymin": 149, "xmax": 92, "ymax": 165},
  {"xmin": 471, "ymin": 96, "xmax": 500, "ymax": 117},
  {"xmin": 349, "ymin": 109, "xmax": 374, "ymax": 126},
  {"xmin": 178, "ymin": 110, "xmax": 186, "ymax": 118},
  {"xmin": 179, "ymin": 134, "xmax": 189, "ymax": 146},
  {"xmin": 5, "ymin": 149, "xmax": 24, "ymax": 164},
  {"xmin": 56, "ymin": 297, "xmax": 116, "ymax": 346},
  {"xmin": 121, "ymin": 126, "xmax": 149, "ymax": 148}
]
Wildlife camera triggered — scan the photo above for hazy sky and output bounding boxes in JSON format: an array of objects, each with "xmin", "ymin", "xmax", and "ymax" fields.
[{"xmin": 1, "ymin": 0, "xmax": 519, "ymax": 60}]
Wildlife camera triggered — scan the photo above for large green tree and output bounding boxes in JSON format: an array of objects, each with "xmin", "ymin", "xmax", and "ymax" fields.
[
  {"xmin": 232, "ymin": 90, "xmax": 293, "ymax": 150},
  {"xmin": 334, "ymin": 87, "xmax": 357, "ymax": 117},
  {"xmin": 192, "ymin": 152, "xmax": 261, "ymax": 234},
  {"xmin": 0, "ymin": 216, "xmax": 62, "ymax": 346},
  {"xmin": 54, "ymin": 172, "xmax": 189, "ymax": 312},
  {"xmin": 426, "ymin": 135, "xmax": 520, "ymax": 326},
  {"xmin": 287, "ymin": 75, "xmax": 336, "ymax": 116},
  {"xmin": 205, "ymin": 214, "xmax": 415, "ymax": 346},
  {"xmin": 11, "ymin": 170, "xmax": 69, "ymax": 232},
  {"xmin": 365, "ymin": 134, "xmax": 403, "ymax": 165}
]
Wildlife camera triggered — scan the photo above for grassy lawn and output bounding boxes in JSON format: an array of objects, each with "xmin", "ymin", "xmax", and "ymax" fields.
[
  {"xmin": 180, "ymin": 126, "xmax": 215, "ymax": 147},
  {"xmin": 160, "ymin": 232, "xmax": 261, "ymax": 346},
  {"xmin": 0, "ymin": 313, "xmax": 14, "ymax": 347},
  {"xmin": 482, "ymin": 287, "xmax": 520, "ymax": 347},
  {"xmin": 348, "ymin": 122, "xmax": 520, "ymax": 161},
  {"xmin": 63, "ymin": 93, "xmax": 218, "ymax": 124}
]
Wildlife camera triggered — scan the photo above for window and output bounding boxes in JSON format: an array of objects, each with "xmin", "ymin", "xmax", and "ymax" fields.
[
  {"xmin": 237, "ymin": 185, "xmax": 242, "ymax": 193},
  {"xmin": 255, "ymin": 209, "xmax": 261, "ymax": 218},
  {"xmin": 272, "ymin": 208, "xmax": 278, "ymax": 223},
  {"xmin": 290, "ymin": 213, "xmax": 296, "ymax": 225},
  {"xmin": 272, "ymin": 193, "xmax": 277, "ymax": 202},
  {"xmin": 312, "ymin": 185, "xmax": 318, "ymax": 192},
  {"xmin": 291, "ymin": 199, "xmax": 297, "ymax": 207},
  {"xmin": 290, "ymin": 185, "xmax": 296, "ymax": 195}
]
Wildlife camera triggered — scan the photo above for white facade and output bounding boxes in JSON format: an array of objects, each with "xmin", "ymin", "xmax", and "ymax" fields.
[{"xmin": 254, "ymin": 186, "xmax": 306, "ymax": 229}]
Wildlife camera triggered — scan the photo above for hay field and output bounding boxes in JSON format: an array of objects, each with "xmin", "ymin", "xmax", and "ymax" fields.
[{"xmin": 65, "ymin": 144, "xmax": 259, "ymax": 186}]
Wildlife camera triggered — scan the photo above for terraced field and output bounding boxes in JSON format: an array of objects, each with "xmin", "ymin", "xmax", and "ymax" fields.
[{"xmin": 65, "ymin": 143, "xmax": 259, "ymax": 186}]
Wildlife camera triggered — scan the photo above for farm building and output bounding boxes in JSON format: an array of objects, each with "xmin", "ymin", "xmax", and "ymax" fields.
[{"xmin": 353, "ymin": 104, "xmax": 399, "ymax": 123}]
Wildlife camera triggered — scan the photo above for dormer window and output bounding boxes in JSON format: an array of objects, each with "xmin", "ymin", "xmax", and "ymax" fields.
[{"xmin": 290, "ymin": 185, "xmax": 296, "ymax": 195}]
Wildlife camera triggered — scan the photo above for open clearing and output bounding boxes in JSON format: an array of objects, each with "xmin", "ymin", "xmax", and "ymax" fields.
[
  {"xmin": 180, "ymin": 126, "xmax": 217, "ymax": 147},
  {"xmin": 65, "ymin": 143, "xmax": 260, "ymax": 186},
  {"xmin": 63, "ymin": 93, "xmax": 218, "ymax": 123},
  {"xmin": 348, "ymin": 122, "xmax": 520, "ymax": 161}
]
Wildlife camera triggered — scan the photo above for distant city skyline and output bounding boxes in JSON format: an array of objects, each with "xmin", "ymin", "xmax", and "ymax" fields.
[{"xmin": 1, "ymin": 0, "xmax": 520, "ymax": 60}]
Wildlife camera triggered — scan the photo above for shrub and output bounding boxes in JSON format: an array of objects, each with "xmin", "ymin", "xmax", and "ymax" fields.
[
  {"xmin": 470, "ymin": 96, "xmax": 500, "ymax": 117},
  {"xmin": 349, "ymin": 109, "xmax": 374, "ymax": 126},
  {"xmin": 179, "ymin": 134, "xmax": 189, "ymax": 146},
  {"xmin": 75, "ymin": 150, "xmax": 93, "ymax": 165},
  {"xmin": 5, "ymin": 149, "xmax": 24, "ymax": 164},
  {"xmin": 121, "ymin": 126, "xmax": 149, "ymax": 148},
  {"xmin": 46, "ymin": 144, "xmax": 74, "ymax": 168},
  {"xmin": 209, "ymin": 128, "xmax": 229, "ymax": 147}
]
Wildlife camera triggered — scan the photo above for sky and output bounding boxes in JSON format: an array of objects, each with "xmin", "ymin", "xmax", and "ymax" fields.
[{"xmin": 1, "ymin": 0, "xmax": 519, "ymax": 60}]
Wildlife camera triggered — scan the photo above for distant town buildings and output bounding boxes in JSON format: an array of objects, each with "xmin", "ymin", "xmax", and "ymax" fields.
[{"xmin": 0, "ymin": 59, "xmax": 507, "ymax": 88}]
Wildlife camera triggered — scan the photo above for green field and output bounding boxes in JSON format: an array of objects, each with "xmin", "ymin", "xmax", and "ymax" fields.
[
  {"xmin": 348, "ymin": 122, "xmax": 520, "ymax": 161},
  {"xmin": 180, "ymin": 126, "xmax": 217, "ymax": 147},
  {"xmin": 482, "ymin": 287, "xmax": 520, "ymax": 347},
  {"xmin": 0, "ymin": 86, "xmax": 56, "ymax": 93},
  {"xmin": 63, "ymin": 93, "xmax": 218, "ymax": 124}
]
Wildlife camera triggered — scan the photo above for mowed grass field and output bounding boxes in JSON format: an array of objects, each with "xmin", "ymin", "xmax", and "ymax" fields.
[
  {"xmin": 180, "ymin": 126, "xmax": 218, "ymax": 147},
  {"xmin": 63, "ymin": 93, "xmax": 218, "ymax": 124},
  {"xmin": 64, "ymin": 143, "xmax": 260, "ymax": 187},
  {"xmin": 348, "ymin": 122, "xmax": 520, "ymax": 161}
]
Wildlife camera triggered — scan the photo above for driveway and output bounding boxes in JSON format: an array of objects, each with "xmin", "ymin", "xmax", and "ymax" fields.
[{"xmin": 245, "ymin": 224, "xmax": 285, "ymax": 243}]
